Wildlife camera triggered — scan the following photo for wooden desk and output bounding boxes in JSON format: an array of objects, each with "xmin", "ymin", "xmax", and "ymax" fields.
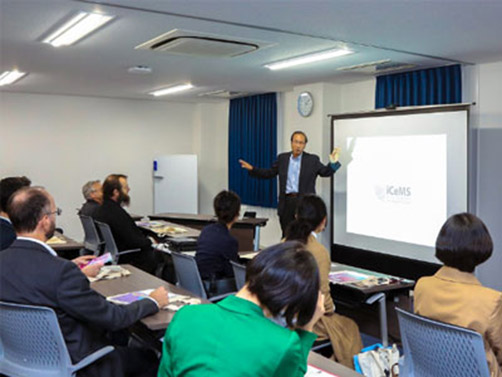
[
  {"xmin": 91, "ymin": 266, "xmax": 360, "ymax": 376},
  {"xmin": 308, "ymin": 352, "xmax": 363, "ymax": 377},
  {"xmin": 47, "ymin": 232, "xmax": 84, "ymax": 259},
  {"xmin": 129, "ymin": 213, "xmax": 142, "ymax": 221},
  {"xmin": 91, "ymin": 264, "xmax": 209, "ymax": 331},
  {"xmin": 149, "ymin": 213, "xmax": 268, "ymax": 251},
  {"xmin": 330, "ymin": 262, "xmax": 415, "ymax": 347},
  {"xmin": 136, "ymin": 220, "xmax": 200, "ymax": 240}
]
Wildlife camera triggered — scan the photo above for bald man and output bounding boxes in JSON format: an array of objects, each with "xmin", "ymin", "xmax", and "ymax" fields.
[{"xmin": 0, "ymin": 187, "xmax": 169, "ymax": 377}]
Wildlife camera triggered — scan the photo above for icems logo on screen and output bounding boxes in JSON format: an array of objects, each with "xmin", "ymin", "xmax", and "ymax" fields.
[{"xmin": 374, "ymin": 184, "xmax": 412, "ymax": 204}]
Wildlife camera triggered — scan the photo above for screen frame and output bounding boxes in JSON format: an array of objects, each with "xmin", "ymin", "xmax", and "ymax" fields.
[{"xmin": 329, "ymin": 103, "xmax": 471, "ymax": 280}]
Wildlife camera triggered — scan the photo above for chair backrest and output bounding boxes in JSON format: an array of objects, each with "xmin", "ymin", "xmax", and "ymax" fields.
[
  {"xmin": 0, "ymin": 301, "xmax": 73, "ymax": 377},
  {"xmin": 396, "ymin": 307, "xmax": 490, "ymax": 377},
  {"xmin": 79, "ymin": 215, "xmax": 102, "ymax": 255},
  {"xmin": 171, "ymin": 252, "xmax": 208, "ymax": 299},
  {"xmin": 94, "ymin": 221, "xmax": 119, "ymax": 264},
  {"xmin": 230, "ymin": 260, "xmax": 246, "ymax": 290}
]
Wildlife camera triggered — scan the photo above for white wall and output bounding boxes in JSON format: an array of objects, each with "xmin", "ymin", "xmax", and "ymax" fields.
[
  {"xmin": 0, "ymin": 92, "xmax": 198, "ymax": 240},
  {"xmin": 194, "ymin": 102, "xmax": 230, "ymax": 214},
  {"xmin": 474, "ymin": 61, "xmax": 502, "ymax": 290}
]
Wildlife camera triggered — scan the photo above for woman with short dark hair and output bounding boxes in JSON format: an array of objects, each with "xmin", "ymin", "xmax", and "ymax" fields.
[
  {"xmin": 414, "ymin": 213, "xmax": 502, "ymax": 377},
  {"xmin": 158, "ymin": 241, "xmax": 325, "ymax": 377},
  {"xmin": 195, "ymin": 190, "xmax": 240, "ymax": 283},
  {"xmin": 285, "ymin": 194, "xmax": 363, "ymax": 368}
]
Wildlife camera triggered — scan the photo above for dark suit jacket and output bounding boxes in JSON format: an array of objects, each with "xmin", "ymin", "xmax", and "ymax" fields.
[
  {"xmin": 195, "ymin": 222, "xmax": 239, "ymax": 279},
  {"xmin": 94, "ymin": 199, "xmax": 151, "ymax": 253},
  {"xmin": 0, "ymin": 217, "xmax": 16, "ymax": 251},
  {"xmin": 78, "ymin": 199, "xmax": 100, "ymax": 218},
  {"xmin": 249, "ymin": 151, "xmax": 341, "ymax": 215},
  {"xmin": 0, "ymin": 239, "xmax": 158, "ymax": 377}
]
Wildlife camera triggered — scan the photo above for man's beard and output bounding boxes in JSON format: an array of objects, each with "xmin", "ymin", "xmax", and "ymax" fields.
[
  {"xmin": 118, "ymin": 191, "xmax": 130, "ymax": 206},
  {"xmin": 45, "ymin": 220, "xmax": 56, "ymax": 240}
]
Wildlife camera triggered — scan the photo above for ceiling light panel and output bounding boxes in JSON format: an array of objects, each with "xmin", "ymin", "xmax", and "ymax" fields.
[
  {"xmin": 265, "ymin": 48, "xmax": 354, "ymax": 70},
  {"xmin": 0, "ymin": 70, "xmax": 27, "ymax": 86},
  {"xmin": 149, "ymin": 84, "xmax": 194, "ymax": 97},
  {"xmin": 43, "ymin": 12, "xmax": 114, "ymax": 47}
]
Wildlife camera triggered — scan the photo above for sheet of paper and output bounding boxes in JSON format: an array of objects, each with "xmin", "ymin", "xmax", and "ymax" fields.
[
  {"xmin": 305, "ymin": 364, "xmax": 340, "ymax": 377},
  {"xmin": 46, "ymin": 236, "xmax": 66, "ymax": 245}
]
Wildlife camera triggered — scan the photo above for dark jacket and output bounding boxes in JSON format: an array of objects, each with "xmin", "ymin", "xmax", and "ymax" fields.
[
  {"xmin": 0, "ymin": 238, "xmax": 158, "ymax": 377},
  {"xmin": 0, "ymin": 217, "xmax": 16, "ymax": 251},
  {"xmin": 94, "ymin": 199, "xmax": 151, "ymax": 253},
  {"xmin": 78, "ymin": 199, "xmax": 100, "ymax": 218},
  {"xmin": 249, "ymin": 151, "xmax": 341, "ymax": 215},
  {"xmin": 195, "ymin": 222, "xmax": 239, "ymax": 279}
]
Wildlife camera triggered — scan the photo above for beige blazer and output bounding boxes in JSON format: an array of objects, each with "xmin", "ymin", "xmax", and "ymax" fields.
[
  {"xmin": 414, "ymin": 266, "xmax": 502, "ymax": 377},
  {"xmin": 306, "ymin": 234, "xmax": 362, "ymax": 368}
]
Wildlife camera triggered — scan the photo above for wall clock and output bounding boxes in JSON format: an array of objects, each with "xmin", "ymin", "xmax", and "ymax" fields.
[{"xmin": 297, "ymin": 91, "xmax": 314, "ymax": 117}]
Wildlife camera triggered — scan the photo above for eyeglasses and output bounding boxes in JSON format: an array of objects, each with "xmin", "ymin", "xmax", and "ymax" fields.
[{"xmin": 47, "ymin": 207, "xmax": 62, "ymax": 216}]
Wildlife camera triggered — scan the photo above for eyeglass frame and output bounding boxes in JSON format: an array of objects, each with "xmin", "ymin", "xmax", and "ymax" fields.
[{"xmin": 46, "ymin": 207, "xmax": 62, "ymax": 216}]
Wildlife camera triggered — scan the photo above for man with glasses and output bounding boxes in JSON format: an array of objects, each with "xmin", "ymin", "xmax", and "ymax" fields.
[
  {"xmin": 0, "ymin": 186, "xmax": 169, "ymax": 377},
  {"xmin": 239, "ymin": 131, "xmax": 341, "ymax": 236}
]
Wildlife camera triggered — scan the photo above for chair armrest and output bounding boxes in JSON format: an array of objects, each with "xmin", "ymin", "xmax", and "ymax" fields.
[
  {"xmin": 208, "ymin": 292, "xmax": 236, "ymax": 303},
  {"xmin": 70, "ymin": 345, "xmax": 114, "ymax": 373},
  {"xmin": 117, "ymin": 248, "xmax": 141, "ymax": 256}
]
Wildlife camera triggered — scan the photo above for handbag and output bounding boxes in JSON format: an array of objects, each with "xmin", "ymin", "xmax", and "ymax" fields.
[{"xmin": 354, "ymin": 343, "xmax": 399, "ymax": 377}]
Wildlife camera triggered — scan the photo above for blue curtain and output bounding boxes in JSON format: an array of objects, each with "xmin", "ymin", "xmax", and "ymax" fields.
[
  {"xmin": 228, "ymin": 93, "xmax": 278, "ymax": 208},
  {"xmin": 375, "ymin": 64, "xmax": 462, "ymax": 109}
]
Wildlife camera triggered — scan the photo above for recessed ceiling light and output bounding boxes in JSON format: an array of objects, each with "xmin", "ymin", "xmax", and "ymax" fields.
[
  {"xmin": 0, "ymin": 70, "xmax": 27, "ymax": 86},
  {"xmin": 265, "ymin": 48, "xmax": 354, "ymax": 70},
  {"xmin": 43, "ymin": 12, "xmax": 114, "ymax": 47},
  {"xmin": 149, "ymin": 84, "xmax": 194, "ymax": 97},
  {"xmin": 128, "ymin": 65, "xmax": 152, "ymax": 74}
]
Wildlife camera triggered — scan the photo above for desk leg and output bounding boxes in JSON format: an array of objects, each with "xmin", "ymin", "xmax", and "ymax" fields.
[
  {"xmin": 253, "ymin": 225, "xmax": 261, "ymax": 251},
  {"xmin": 366, "ymin": 293, "xmax": 388, "ymax": 347}
]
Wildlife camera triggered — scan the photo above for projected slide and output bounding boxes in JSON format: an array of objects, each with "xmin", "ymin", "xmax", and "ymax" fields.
[
  {"xmin": 346, "ymin": 134, "xmax": 447, "ymax": 247},
  {"xmin": 332, "ymin": 108, "xmax": 468, "ymax": 264}
]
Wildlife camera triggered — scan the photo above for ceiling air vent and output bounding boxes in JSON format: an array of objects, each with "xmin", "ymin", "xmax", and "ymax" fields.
[
  {"xmin": 136, "ymin": 29, "xmax": 264, "ymax": 57},
  {"xmin": 338, "ymin": 59, "xmax": 416, "ymax": 74},
  {"xmin": 198, "ymin": 90, "xmax": 250, "ymax": 99}
]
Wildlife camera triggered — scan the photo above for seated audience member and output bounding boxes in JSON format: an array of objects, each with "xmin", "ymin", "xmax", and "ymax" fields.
[
  {"xmin": 285, "ymin": 195, "xmax": 362, "ymax": 368},
  {"xmin": 94, "ymin": 174, "xmax": 157, "ymax": 274},
  {"xmin": 414, "ymin": 213, "xmax": 502, "ymax": 377},
  {"xmin": 0, "ymin": 187, "xmax": 168, "ymax": 377},
  {"xmin": 78, "ymin": 179, "xmax": 103, "ymax": 218},
  {"xmin": 0, "ymin": 176, "xmax": 31, "ymax": 251},
  {"xmin": 195, "ymin": 190, "xmax": 240, "ymax": 286},
  {"xmin": 158, "ymin": 241, "xmax": 325, "ymax": 377}
]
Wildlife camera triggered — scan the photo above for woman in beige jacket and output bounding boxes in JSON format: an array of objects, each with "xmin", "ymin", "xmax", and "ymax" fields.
[
  {"xmin": 285, "ymin": 194, "xmax": 363, "ymax": 368},
  {"xmin": 414, "ymin": 213, "xmax": 502, "ymax": 377}
]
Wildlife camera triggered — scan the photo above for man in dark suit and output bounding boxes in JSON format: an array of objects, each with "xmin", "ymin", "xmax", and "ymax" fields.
[
  {"xmin": 78, "ymin": 179, "xmax": 103, "ymax": 218},
  {"xmin": 240, "ymin": 131, "xmax": 341, "ymax": 235},
  {"xmin": 94, "ymin": 174, "xmax": 158, "ymax": 274},
  {"xmin": 0, "ymin": 176, "xmax": 31, "ymax": 251},
  {"xmin": 0, "ymin": 187, "xmax": 169, "ymax": 377}
]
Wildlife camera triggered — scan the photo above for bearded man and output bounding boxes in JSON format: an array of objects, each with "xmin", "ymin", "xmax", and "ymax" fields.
[{"xmin": 94, "ymin": 174, "xmax": 157, "ymax": 274}]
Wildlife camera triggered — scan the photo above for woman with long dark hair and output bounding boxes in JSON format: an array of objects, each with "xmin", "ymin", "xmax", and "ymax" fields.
[{"xmin": 286, "ymin": 194, "xmax": 363, "ymax": 368}]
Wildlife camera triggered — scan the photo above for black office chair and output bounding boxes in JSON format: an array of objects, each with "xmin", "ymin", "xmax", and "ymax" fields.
[
  {"xmin": 79, "ymin": 215, "xmax": 104, "ymax": 256},
  {"xmin": 171, "ymin": 252, "xmax": 234, "ymax": 302},
  {"xmin": 230, "ymin": 260, "xmax": 246, "ymax": 290},
  {"xmin": 94, "ymin": 221, "xmax": 141, "ymax": 265}
]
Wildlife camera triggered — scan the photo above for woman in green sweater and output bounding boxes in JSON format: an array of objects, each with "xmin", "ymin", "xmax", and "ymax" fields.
[{"xmin": 158, "ymin": 241, "xmax": 325, "ymax": 377}]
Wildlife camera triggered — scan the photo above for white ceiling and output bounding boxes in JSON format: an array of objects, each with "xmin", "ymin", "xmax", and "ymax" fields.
[{"xmin": 1, "ymin": 0, "xmax": 501, "ymax": 102}]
